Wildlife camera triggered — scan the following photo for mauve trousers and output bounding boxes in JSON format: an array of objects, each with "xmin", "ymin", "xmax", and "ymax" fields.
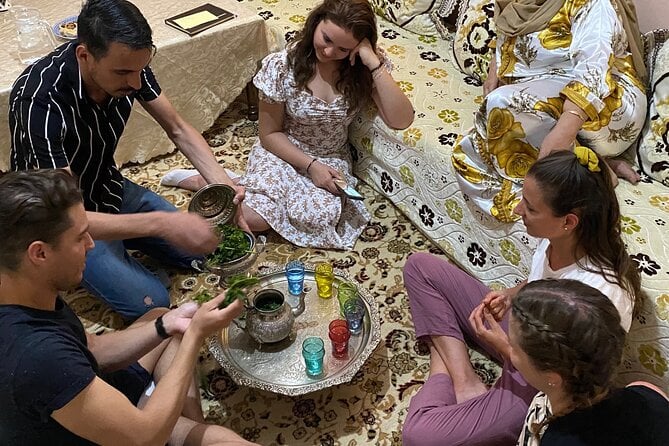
[{"xmin": 402, "ymin": 253, "xmax": 537, "ymax": 446}]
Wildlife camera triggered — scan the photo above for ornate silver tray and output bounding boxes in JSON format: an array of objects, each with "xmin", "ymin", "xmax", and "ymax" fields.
[{"xmin": 206, "ymin": 262, "xmax": 381, "ymax": 396}]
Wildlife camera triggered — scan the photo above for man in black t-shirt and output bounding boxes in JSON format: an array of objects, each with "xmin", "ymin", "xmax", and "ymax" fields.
[
  {"xmin": 9, "ymin": 0, "xmax": 247, "ymax": 320},
  {"xmin": 0, "ymin": 169, "xmax": 256, "ymax": 445}
]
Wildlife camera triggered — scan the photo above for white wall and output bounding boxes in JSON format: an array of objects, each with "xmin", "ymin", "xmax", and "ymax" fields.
[{"xmin": 634, "ymin": 0, "xmax": 669, "ymax": 33}]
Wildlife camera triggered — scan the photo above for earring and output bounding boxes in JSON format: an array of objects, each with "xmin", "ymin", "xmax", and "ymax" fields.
[
  {"xmin": 563, "ymin": 227, "xmax": 568, "ymax": 231},
  {"xmin": 548, "ymin": 382, "xmax": 555, "ymax": 387}
]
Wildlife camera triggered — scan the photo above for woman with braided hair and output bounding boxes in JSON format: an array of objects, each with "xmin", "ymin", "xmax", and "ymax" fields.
[
  {"xmin": 402, "ymin": 147, "xmax": 642, "ymax": 445},
  {"xmin": 510, "ymin": 279, "xmax": 669, "ymax": 445}
]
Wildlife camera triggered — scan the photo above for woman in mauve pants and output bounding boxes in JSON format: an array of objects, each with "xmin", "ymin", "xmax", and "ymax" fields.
[{"xmin": 402, "ymin": 253, "xmax": 537, "ymax": 446}]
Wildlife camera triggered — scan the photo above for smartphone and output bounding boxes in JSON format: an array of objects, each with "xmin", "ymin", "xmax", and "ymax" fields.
[{"xmin": 334, "ymin": 179, "xmax": 364, "ymax": 200}]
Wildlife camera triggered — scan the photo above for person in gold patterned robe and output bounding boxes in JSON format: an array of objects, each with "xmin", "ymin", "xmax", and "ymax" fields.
[{"xmin": 452, "ymin": 0, "xmax": 647, "ymax": 222}]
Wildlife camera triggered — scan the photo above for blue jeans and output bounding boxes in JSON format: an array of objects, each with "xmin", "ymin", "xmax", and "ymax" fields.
[{"xmin": 81, "ymin": 179, "xmax": 200, "ymax": 320}]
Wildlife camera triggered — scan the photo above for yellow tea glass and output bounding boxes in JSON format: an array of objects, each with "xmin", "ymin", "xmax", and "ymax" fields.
[{"xmin": 315, "ymin": 262, "xmax": 334, "ymax": 299}]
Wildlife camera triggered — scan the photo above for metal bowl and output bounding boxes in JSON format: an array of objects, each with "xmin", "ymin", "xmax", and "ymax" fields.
[
  {"xmin": 205, "ymin": 231, "xmax": 266, "ymax": 283},
  {"xmin": 188, "ymin": 183, "xmax": 237, "ymax": 226}
]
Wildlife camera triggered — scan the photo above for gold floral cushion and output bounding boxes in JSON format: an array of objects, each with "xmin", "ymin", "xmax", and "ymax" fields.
[
  {"xmin": 451, "ymin": 0, "xmax": 496, "ymax": 84},
  {"xmin": 369, "ymin": 0, "xmax": 439, "ymax": 36},
  {"xmin": 638, "ymin": 32, "xmax": 669, "ymax": 187}
]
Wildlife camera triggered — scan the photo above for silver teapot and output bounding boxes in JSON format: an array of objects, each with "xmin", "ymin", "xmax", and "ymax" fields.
[{"xmin": 236, "ymin": 289, "xmax": 304, "ymax": 344}]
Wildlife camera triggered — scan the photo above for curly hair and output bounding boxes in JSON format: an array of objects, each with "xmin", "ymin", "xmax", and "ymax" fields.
[
  {"xmin": 511, "ymin": 279, "xmax": 626, "ymax": 434},
  {"xmin": 287, "ymin": 0, "xmax": 377, "ymax": 114},
  {"xmin": 526, "ymin": 150, "xmax": 643, "ymax": 315},
  {"xmin": 0, "ymin": 169, "xmax": 83, "ymax": 271}
]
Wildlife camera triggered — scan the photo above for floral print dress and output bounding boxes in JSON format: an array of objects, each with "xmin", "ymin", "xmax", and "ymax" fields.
[
  {"xmin": 452, "ymin": 0, "xmax": 647, "ymax": 222},
  {"xmin": 240, "ymin": 50, "xmax": 370, "ymax": 249}
]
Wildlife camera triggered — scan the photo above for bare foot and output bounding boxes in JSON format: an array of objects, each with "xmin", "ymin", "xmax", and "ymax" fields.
[
  {"xmin": 454, "ymin": 377, "xmax": 488, "ymax": 403},
  {"xmin": 604, "ymin": 158, "xmax": 641, "ymax": 185}
]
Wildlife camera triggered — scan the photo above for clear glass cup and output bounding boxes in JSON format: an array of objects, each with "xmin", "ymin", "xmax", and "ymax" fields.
[
  {"xmin": 285, "ymin": 260, "xmax": 305, "ymax": 296},
  {"xmin": 314, "ymin": 262, "xmax": 334, "ymax": 299},
  {"xmin": 302, "ymin": 337, "xmax": 325, "ymax": 377},
  {"xmin": 337, "ymin": 281, "xmax": 358, "ymax": 315},
  {"xmin": 11, "ymin": 6, "xmax": 57, "ymax": 64},
  {"xmin": 343, "ymin": 298, "xmax": 365, "ymax": 335},
  {"xmin": 328, "ymin": 319, "xmax": 350, "ymax": 359}
]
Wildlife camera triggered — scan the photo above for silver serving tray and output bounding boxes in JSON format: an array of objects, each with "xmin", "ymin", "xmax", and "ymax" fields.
[{"xmin": 206, "ymin": 262, "xmax": 381, "ymax": 396}]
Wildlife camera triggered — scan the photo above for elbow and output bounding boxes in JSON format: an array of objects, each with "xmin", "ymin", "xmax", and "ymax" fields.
[
  {"xmin": 386, "ymin": 111, "xmax": 415, "ymax": 130},
  {"xmin": 166, "ymin": 126, "xmax": 184, "ymax": 142}
]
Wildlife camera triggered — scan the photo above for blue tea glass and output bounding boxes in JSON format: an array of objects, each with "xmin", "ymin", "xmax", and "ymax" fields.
[
  {"xmin": 343, "ymin": 299, "xmax": 365, "ymax": 335},
  {"xmin": 285, "ymin": 260, "xmax": 305, "ymax": 296},
  {"xmin": 302, "ymin": 337, "xmax": 325, "ymax": 377}
]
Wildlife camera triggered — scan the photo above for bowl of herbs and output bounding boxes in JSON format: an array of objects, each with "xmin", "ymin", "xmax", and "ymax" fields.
[{"xmin": 205, "ymin": 224, "xmax": 264, "ymax": 282}]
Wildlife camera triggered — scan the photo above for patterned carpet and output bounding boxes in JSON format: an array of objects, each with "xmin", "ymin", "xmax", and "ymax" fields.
[{"xmin": 64, "ymin": 99, "xmax": 500, "ymax": 445}]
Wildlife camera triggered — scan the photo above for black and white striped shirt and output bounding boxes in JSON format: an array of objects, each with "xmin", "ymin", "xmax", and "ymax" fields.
[{"xmin": 9, "ymin": 42, "xmax": 161, "ymax": 213}]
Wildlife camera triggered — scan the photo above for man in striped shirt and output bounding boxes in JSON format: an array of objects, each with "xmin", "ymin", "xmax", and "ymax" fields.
[{"xmin": 9, "ymin": 0, "xmax": 245, "ymax": 320}]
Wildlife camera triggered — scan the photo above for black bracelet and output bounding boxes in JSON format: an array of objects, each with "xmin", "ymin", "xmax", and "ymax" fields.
[
  {"xmin": 306, "ymin": 158, "xmax": 317, "ymax": 174},
  {"xmin": 370, "ymin": 60, "xmax": 384, "ymax": 74},
  {"xmin": 155, "ymin": 315, "xmax": 170, "ymax": 339}
]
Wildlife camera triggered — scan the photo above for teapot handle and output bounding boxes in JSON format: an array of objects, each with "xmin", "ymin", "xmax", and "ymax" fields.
[{"xmin": 290, "ymin": 291, "xmax": 305, "ymax": 317}]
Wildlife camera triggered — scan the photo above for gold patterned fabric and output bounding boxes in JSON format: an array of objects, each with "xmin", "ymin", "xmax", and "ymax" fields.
[{"xmin": 453, "ymin": 0, "xmax": 646, "ymax": 221}]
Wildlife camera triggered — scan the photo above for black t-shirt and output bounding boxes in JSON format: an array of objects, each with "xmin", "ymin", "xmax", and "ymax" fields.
[
  {"xmin": 0, "ymin": 298, "xmax": 98, "ymax": 445},
  {"xmin": 542, "ymin": 386, "xmax": 669, "ymax": 445}
]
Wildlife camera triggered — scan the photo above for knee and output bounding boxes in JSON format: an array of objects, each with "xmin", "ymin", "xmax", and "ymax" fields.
[
  {"xmin": 118, "ymin": 288, "xmax": 171, "ymax": 321},
  {"xmin": 402, "ymin": 414, "xmax": 424, "ymax": 446},
  {"xmin": 486, "ymin": 87, "xmax": 514, "ymax": 110},
  {"xmin": 403, "ymin": 252, "xmax": 434, "ymax": 282}
]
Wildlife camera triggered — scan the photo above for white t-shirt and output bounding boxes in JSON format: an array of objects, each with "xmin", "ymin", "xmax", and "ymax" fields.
[{"xmin": 527, "ymin": 239, "xmax": 633, "ymax": 331}]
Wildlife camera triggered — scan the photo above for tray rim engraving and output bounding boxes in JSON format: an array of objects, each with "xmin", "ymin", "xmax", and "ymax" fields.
[{"xmin": 206, "ymin": 261, "xmax": 381, "ymax": 396}]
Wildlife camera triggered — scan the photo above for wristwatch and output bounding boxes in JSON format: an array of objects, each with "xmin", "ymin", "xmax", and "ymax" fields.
[{"xmin": 155, "ymin": 315, "xmax": 171, "ymax": 339}]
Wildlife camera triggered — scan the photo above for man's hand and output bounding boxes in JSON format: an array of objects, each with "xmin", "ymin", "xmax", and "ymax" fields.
[
  {"xmin": 231, "ymin": 184, "xmax": 245, "ymax": 205},
  {"xmin": 309, "ymin": 160, "xmax": 343, "ymax": 195},
  {"xmin": 188, "ymin": 293, "xmax": 244, "ymax": 340},
  {"xmin": 161, "ymin": 302, "xmax": 199, "ymax": 336},
  {"xmin": 157, "ymin": 211, "xmax": 218, "ymax": 254},
  {"xmin": 469, "ymin": 303, "xmax": 510, "ymax": 360}
]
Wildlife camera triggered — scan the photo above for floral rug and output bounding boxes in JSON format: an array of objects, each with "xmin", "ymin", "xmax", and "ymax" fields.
[{"xmin": 63, "ymin": 99, "xmax": 500, "ymax": 445}]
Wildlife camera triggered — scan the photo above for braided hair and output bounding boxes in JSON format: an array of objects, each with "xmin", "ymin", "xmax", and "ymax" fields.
[
  {"xmin": 512, "ymin": 279, "xmax": 626, "ymax": 435},
  {"xmin": 527, "ymin": 150, "xmax": 643, "ymax": 316}
]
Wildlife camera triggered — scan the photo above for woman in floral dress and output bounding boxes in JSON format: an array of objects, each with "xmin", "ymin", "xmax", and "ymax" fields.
[
  {"xmin": 163, "ymin": 0, "xmax": 413, "ymax": 249},
  {"xmin": 452, "ymin": 0, "xmax": 647, "ymax": 223}
]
